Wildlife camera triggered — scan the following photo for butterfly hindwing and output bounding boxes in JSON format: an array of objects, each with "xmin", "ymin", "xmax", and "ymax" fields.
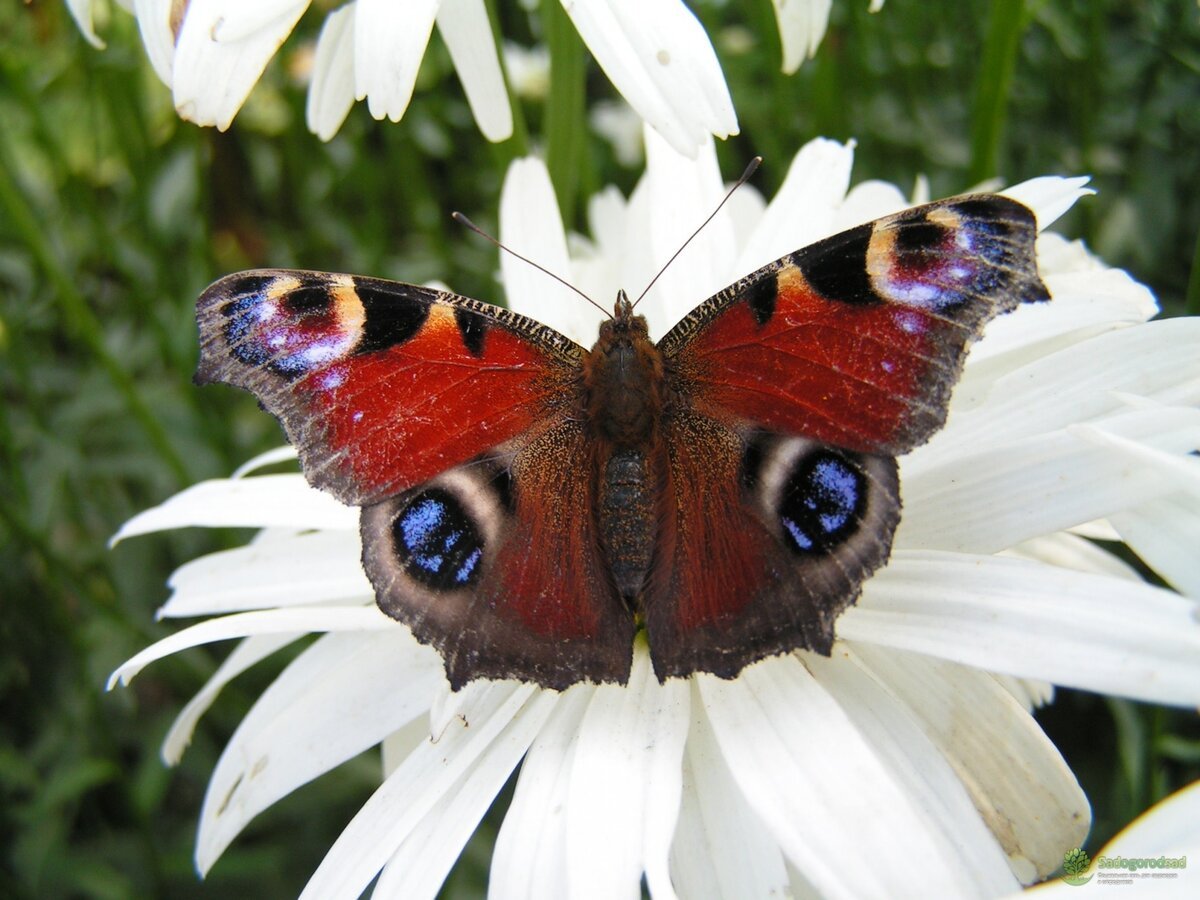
[
  {"xmin": 645, "ymin": 415, "xmax": 901, "ymax": 679},
  {"xmin": 361, "ymin": 424, "xmax": 635, "ymax": 690},
  {"xmin": 660, "ymin": 195, "xmax": 1049, "ymax": 456},
  {"xmin": 196, "ymin": 270, "xmax": 582, "ymax": 506}
]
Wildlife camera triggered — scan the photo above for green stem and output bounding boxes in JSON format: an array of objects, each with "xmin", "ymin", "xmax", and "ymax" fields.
[
  {"xmin": 0, "ymin": 142, "xmax": 191, "ymax": 484},
  {"xmin": 541, "ymin": 0, "xmax": 588, "ymax": 227},
  {"xmin": 969, "ymin": 0, "xmax": 1028, "ymax": 184}
]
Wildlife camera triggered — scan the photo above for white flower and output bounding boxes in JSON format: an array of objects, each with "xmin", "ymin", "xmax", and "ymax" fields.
[
  {"xmin": 68, "ymin": 0, "xmax": 737, "ymax": 155},
  {"xmin": 111, "ymin": 134, "xmax": 1200, "ymax": 896},
  {"xmin": 772, "ymin": 0, "xmax": 886, "ymax": 73}
]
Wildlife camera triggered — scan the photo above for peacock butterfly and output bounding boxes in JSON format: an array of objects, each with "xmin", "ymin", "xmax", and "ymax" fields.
[{"xmin": 195, "ymin": 193, "xmax": 1049, "ymax": 691}]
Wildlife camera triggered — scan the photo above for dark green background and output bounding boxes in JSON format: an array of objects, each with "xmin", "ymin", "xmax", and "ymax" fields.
[{"xmin": 2, "ymin": 1, "xmax": 1198, "ymax": 897}]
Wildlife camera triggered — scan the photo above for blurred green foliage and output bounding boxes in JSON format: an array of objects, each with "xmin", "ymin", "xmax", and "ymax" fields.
[{"xmin": 1, "ymin": 1, "xmax": 1197, "ymax": 897}]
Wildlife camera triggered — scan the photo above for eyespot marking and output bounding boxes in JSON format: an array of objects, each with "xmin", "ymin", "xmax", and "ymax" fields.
[{"xmin": 393, "ymin": 488, "xmax": 484, "ymax": 590}]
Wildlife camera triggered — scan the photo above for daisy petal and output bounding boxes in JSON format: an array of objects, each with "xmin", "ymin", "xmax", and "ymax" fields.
[
  {"xmin": 230, "ymin": 444, "xmax": 299, "ymax": 477},
  {"xmin": 565, "ymin": 646, "xmax": 690, "ymax": 899},
  {"xmin": 805, "ymin": 649, "xmax": 1023, "ymax": 891},
  {"xmin": 112, "ymin": 475, "xmax": 355, "ymax": 543},
  {"xmin": 132, "ymin": 0, "xmax": 179, "ymax": 85},
  {"xmin": 297, "ymin": 684, "xmax": 553, "ymax": 899},
  {"xmin": 736, "ymin": 136, "xmax": 855, "ymax": 275},
  {"xmin": 641, "ymin": 129, "xmax": 732, "ymax": 328},
  {"xmin": 160, "ymin": 530, "xmax": 369, "ymax": 618},
  {"xmin": 1001, "ymin": 176, "xmax": 1093, "ymax": 230},
  {"xmin": 306, "ymin": 3, "xmax": 357, "ymax": 141},
  {"xmin": 898, "ymin": 407, "xmax": 1200, "ymax": 554},
  {"xmin": 490, "ymin": 687, "xmax": 593, "ymax": 899},
  {"xmin": 562, "ymin": 0, "xmax": 737, "ymax": 158},
  {"xmin": 849, "ymin": 645, "xmax": 1089, "ymax": 883},
  {"xmin": 371, "ymin": 699, "xmax": 551, "ymax": 900},
  {"xmin": 173, "ymin": 0, "xmax": 310, "ymax": 129},
  {"xmin": 669, "ymin": 687, "xmax": 791, "ymax": 900},
  {"xmin": 927, "ymin": 318, "xmax": 1200, "ymax": 454},
  {"xmin": 161, "ymin": 633, "xmax": 302, "ymax": 764},
  {"xmin": 196, "ymin": 630, "xmax": 442, "ymax": 872},
  {"xmin": 107, "ymin": 606, "xmax": 395, "ymax": 688},
  {"xmin": 699, "ymin": 656, "xmax": 982, "ymax": 897},
  {"xmin": 843, "ymin": 550, "xmax": 1200, "ymax": 706},
  {"xmin": 66, "ymin": 0, "xmax": 106, "ymax": 48},
  {"xmin": 499, "ymin": 157, "xmax": 596, "ymax": 343},
  {"xmin": 1111, "ymin": 496, "xmax": 1200, "ymax": 597},
  {"xmin": 436, "ymin": 0, "xmax": 513, "ymax": 142},
  {"xmin": 354, "ymin": 0, "xmax": 439, "ymax": 122},
  {"xmin": 770, "ymin": 0, "xmax": 831, "ymax": 74}
]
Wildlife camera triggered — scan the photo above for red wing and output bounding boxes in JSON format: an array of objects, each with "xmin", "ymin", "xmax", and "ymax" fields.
[
  {"xmin": 659, "ymin": 195, "xmax": 1049, "ymax": 456},
  {"xmin": 361, "ymin": 424, "xmax": 634, "ymax": 690},
  {"xmin": 197, "ymin": 270, "xmax": 582, "ymax": 506},
  {"xmin": 644, "ymin": 415, "xmax": 900, "ymax": 680}
]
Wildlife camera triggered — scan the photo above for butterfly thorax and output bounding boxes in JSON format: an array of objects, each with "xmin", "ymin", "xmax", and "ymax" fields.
[
  {"xmin": 582, "ymin": 293, "xmax": 666, "ymax": 605},
  {"xmin": 582, "ymin": 294, "xmax": 665, "ymax": 449}
]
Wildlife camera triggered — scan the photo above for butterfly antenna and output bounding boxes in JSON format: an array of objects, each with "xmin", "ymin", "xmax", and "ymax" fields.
[
  {"xmin": 452, "ymin": 212, "xmax": 611, "ymax": 319},
  {"xmin": 631, "ymin": 156, "xmax": 762, "ymax": 310}
]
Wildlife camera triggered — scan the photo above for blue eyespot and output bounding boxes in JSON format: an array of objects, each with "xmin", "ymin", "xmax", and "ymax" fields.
[
  {"xmin": 778, "ymin": 451, "xmax": 866, "ymax": 555},
  {"xmin": 393, "ymin": 489, "xmax": 484, "ymax": 589}
]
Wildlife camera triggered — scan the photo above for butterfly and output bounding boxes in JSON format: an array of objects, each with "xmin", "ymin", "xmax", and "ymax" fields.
[{"xmin": 196, "ymin": 193, "xmax": 1048, "ymax": 691}]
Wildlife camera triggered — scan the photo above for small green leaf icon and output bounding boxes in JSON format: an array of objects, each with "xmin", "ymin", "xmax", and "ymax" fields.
[{"xmin": 1060, "ymin": 848, "xmax": 1093, "ymax": 885}]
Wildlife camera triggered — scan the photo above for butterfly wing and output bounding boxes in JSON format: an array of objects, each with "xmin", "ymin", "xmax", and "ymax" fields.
[
  {"xmin": 197, "ymin": 270, "xmax": 583, "ymax": 506},
  {"xmin": 659, "ymin": 195, "xmax": 1049, "ymax": 455},
  {"xmin": 198, "ymin": 270, "xmax": 634, "ymax": 687},
  {"xmin": 647, "ymin": 195, "xmax": 1048, "ymax": 678}
]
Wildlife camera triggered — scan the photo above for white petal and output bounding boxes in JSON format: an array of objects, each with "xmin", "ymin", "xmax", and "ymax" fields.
[
  {"xmin": 160, "ymin": 529, "xmax": 370, "ymax": 617},
  {"xmin": 770, "ymin": 0, "xmax": 831, "ymax": 74},
  {"xmin": 499, "ymin": 157, "xmax": 598, "ymax": 344},
  {"xmin": 669, "ymin": 684, "xmax": 791, "ymax": 900},
  {"xmin": 298, "ymin": 683, "xmax": 551, "ymax": 899},
  {"xmin": 1112, "ymin": 495, "xmax": 1200, "ymax": 597},
  {"xmin": 107, "ymin": 605, "xmax": 396, "ymax": 688},
  {"xmin": 848, "ymin": 645, "xmax": 1088, "ymax": 883},
  {"xmin": 833, "ymin": 178, "xmax": 910, "ymax": 229},
  {"xmin": 898, "ymin": 407, "xmax": 1200, "ymax": 554},
  {"xmin": 196, "ymin": 630, "xmax": 442, "ymax": 871},
  {"xmin": 565, "ymin": 645, "xmax": 690, "ymax": 899},
  {"xmin": 162, "ymin": 633, "xmax": 301, "ymax": 764},
  {"xmin": 736, "ymin": 136, "xmax": 855, "ymax": 275},
  {"xmin": 640, "ymin": 129, "xmax": 732, "ymax": 330},
  {"xmin": 112, "ymin": 475, "xmax": 355, "ymax": 543},
  {"xmin": 841, "ymin": 550, "xmax": 1200, "ymax": 707},
  {"xmin": 436, "ymin": 0, "xmax": 513, "ymax": 141},
  {"xmin": 1001, "ymin": 176, "xmax": 1093, "ymax": 231},
  {"xmin": 66, "ymin": 0, "xmax": 106, "ymax": 48},
  {"xmin": 372, "ymin": 689, "xmax": 554, "ymax": 900},
  {"xmin": 490, "ymin": 686, "xmax": 594, "ymax": 899},
  {"xmin": 699, "ymin": 655, "xmax": 982, "ymax": 897},
  {"xmin": 929, "ymin": 318, "xmax": 1200, "ymax": 452},
  {"xmin": 562, "ymin": 0, "xmax": 737, "ymax": 158},
  {"xmin": 306, "ymin": 4, "xmax": 357, "ymax": 140},
  {"xmin": 1005, "ymin": 531, "xmax": 1141, "ymax": 583},
  {"xmin": 230, "ymin": 444, "xmax": 299, "ymax": 477},
  {"xmin": 805, "ymin": 649, "xmax": 1023, "ymax": 891},
  {"xmin": 131, "ymin": 0, "xmax": 180, "ymax": 85},
  {"xmin": 354, "ymin": 0, "xmax": 439, "ymax": 122},
  {"xmin": 173, "ymin": 0, "xmax": 310, "ymax": 129}
]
